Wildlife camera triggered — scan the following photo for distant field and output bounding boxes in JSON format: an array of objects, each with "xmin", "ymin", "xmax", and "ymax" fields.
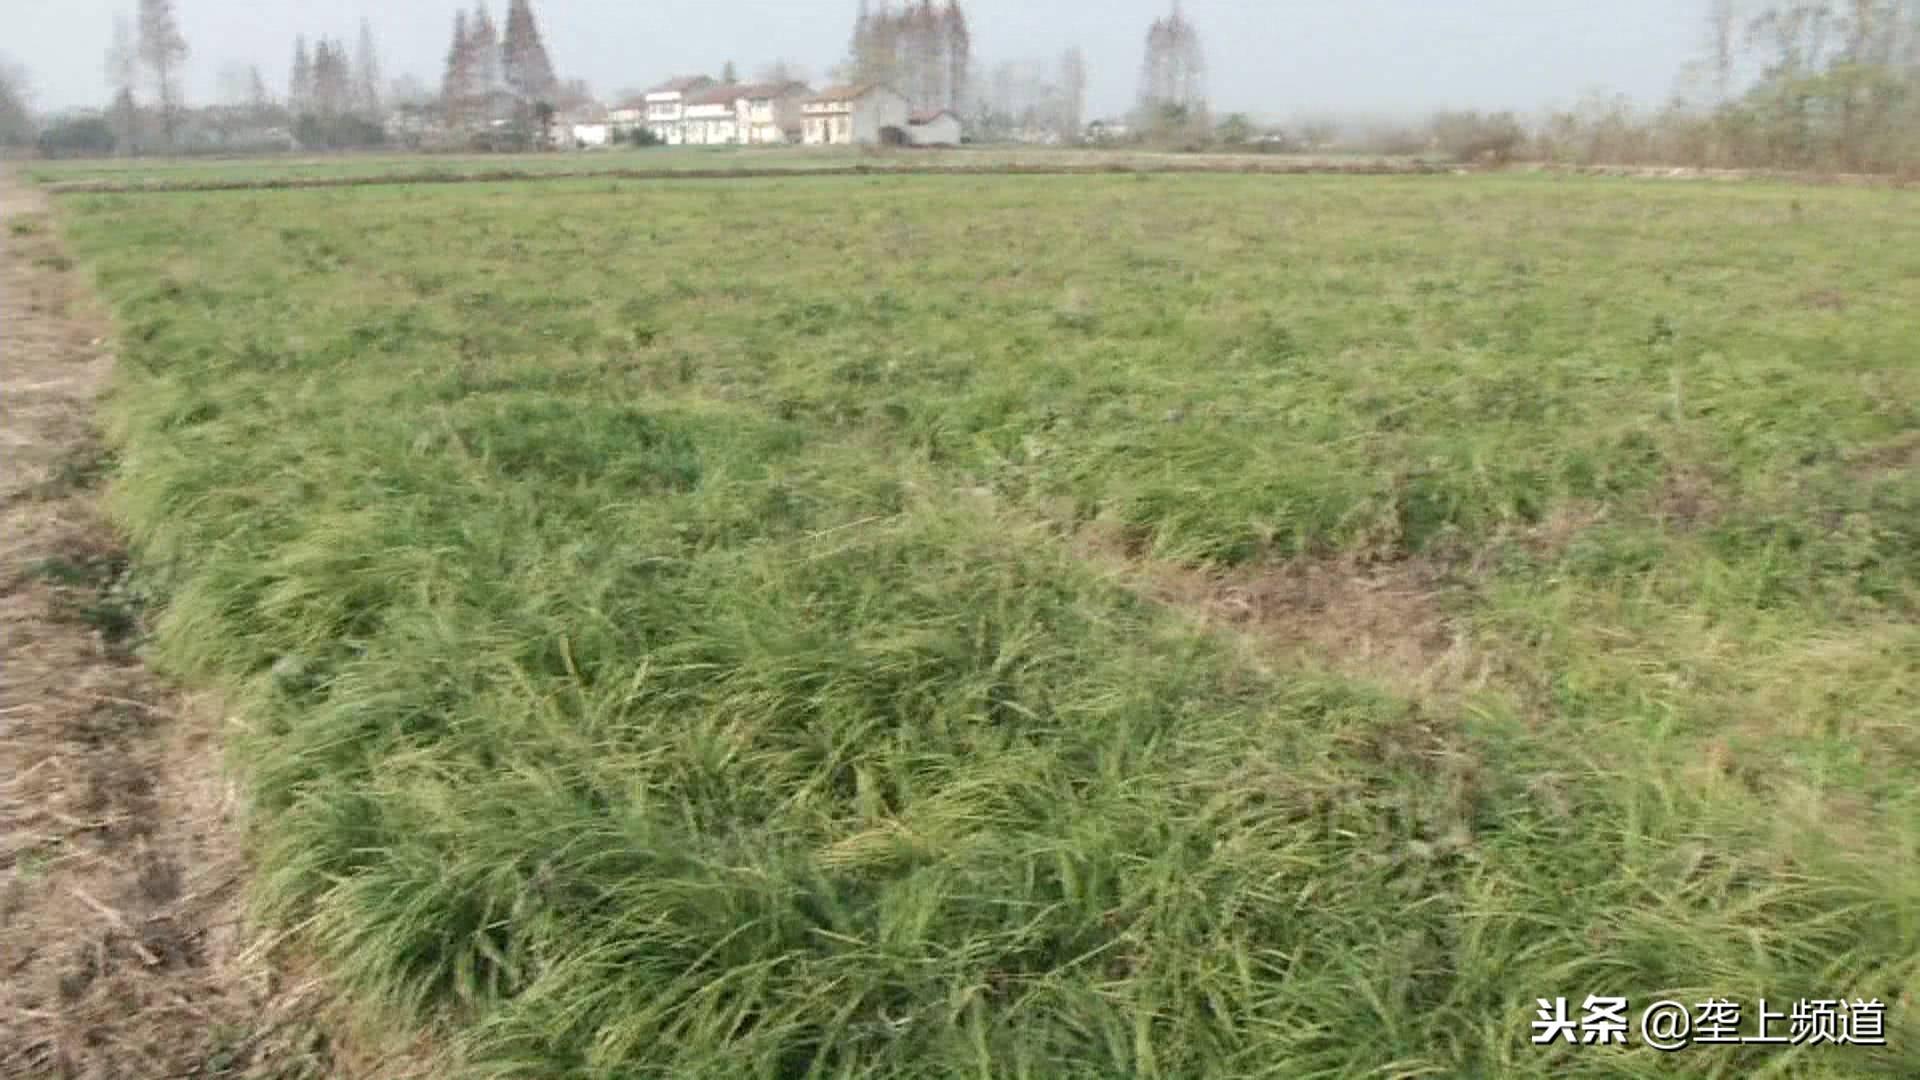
[
  {"xmin": 25, "ymin": 146, "xmax": 863, "ymax": 184},
  {"xmin": 51, "ymin": 173, "xmax": 1920, "ymax": 1076},
  {"xmin": 26, "ymin": 145, "xmax": 1425, "ymax": 188}
]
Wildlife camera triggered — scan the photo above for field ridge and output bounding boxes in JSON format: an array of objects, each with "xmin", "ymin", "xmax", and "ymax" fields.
[{"xmin": 41, "ymin": 157, "xmax": 1461, "ymax": 195}]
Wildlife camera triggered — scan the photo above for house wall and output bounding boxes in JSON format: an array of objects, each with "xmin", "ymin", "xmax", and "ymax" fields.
[
  {"xmin": 803, "ymin": 90, "xmax": 909, "ymax": 145},
  {"xmin": 852, "ymin": 89, "xmax": 909, "ymax": 144},
  {"xmin": 744, "ymin": 93, "xmax": 805, "ymax": 144},
  {"xmin": 645, "ymin": 93, "xmax": 688, "ymax": 144},
  {"xmin": 802, "ymin": 106, "xmax": 853, "ymax": 146},
  {"xmin": 908, "ymin": 115, "xmax": 962, "ymax": 146},
  {"xmin": 683, "ymin": 107, "xmax": 736, "ymax": 145}
]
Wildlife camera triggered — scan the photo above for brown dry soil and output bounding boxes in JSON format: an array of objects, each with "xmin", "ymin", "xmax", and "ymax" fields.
[
  {"xmin": 1070, "ymin": 519, "xmax": 1491, "ymax": 700},
  {"xmin": 0, "ymin": 170, "xmax": 428, "ymax": 1079}
]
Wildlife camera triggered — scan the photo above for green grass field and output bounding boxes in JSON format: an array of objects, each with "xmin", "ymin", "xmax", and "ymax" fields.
[
  {"xmin": 51, "ymin": 172, "xmax": 1920, "ymax": 1076},
  {"xmin": 24, "ymin": 146, "xmax": 1421, "ymax": 188},
  {"xmin": 24, "ymin": 146, "xmax": 872, "ymax": 185}
]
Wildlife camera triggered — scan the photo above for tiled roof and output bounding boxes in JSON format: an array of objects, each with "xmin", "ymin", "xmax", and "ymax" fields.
[
  {"xmin": 687, "ymin": 84, "xmax": 743, "ymax": 106},
  {"xmin": 808, "ymin": 83, "xmax": 887, "ymax": 103}
]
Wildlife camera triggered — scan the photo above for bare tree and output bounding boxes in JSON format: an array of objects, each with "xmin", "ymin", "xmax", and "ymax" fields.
[
  {"xmin": 844, "ymin": 0, "xmax": 870, "ymax": 83},
  {"xmin": 909, "ymin": 0, "xmax": 943, "ymax": 110},
  {"xmin": 353, "ymin": 18, "xmax": 383, "ymax": 122},
  {"xmin": 1575, "ymin": 0, "xmax": 1920, "ymax": 172},
  {"xmin": 247, "ymin": 65, "xmax": 274, "ymax": 125},
  {"xmin": 755, "ymin": 60, "xmax": 813, "ymax": 85},
  {"xmin": 211, "ymin": 61, "xmax": 265, "ymax": 143},
  {"xmin": 1707, "ymin": 0, "xmax": 1744, "ymax": 101},
  {"xmin": 389, "ymin": 74, "xmax": 437, "ymax": 110},
  {"xmin": 1059, "ymin": 46, "xmax": 1088, "ymax": 141},
  {"xmin": 945, "ymin": 0, "xmax": 972, "ymax": 113},
  {"xmin": 975, "ymin": 57, "xmax": 1071, "ymax": 139},
  {"xmin": 845, "ymin": 0, "xmax": 888, "ymax": 86},
  {"xmin": 137, "ymin": 0, "xmax": 190, "ymax": 148},
  {"xmin": 0, "ymin": 56, "xmax": 33, "ymax": 149},
  {"xmin": 107, "ymin": 17, "xmax": 139, "ymax": 102},
  {"xmin": 1136, "ymin": 1, "xmax": 1209, "ymax": 137},
  {"xmin": 1905, "ymin": 0, "xmax": 1920, "ymax": 70},
  {"xmin": 552, "ymin": 78, "xmax": 595, "ymax": 111},
  {"xmin": 289, "ymin": 35, "xmax": 313, "ymax": 117},
  {"xmin": 843, "ymin": 0, "xmax": 971, "ymax": 110},
  {"xmin": 312, "ymin": 38, "xmax": 352, "ymax": 120},
  {"xmin": 216, "ymin": 62, "xmax": 253, "ymax": 106},
  {"xmin": 106, "ymin": 16, "xmax": 141, "ymax": 152}
]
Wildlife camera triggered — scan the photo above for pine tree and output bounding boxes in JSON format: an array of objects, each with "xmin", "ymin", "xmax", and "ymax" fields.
[
  {"xmin": 441, "ymin": 10, "xmax": 472, "ymax": 130},
  {"xmin": 470, "ymin": 4, "xmax": 502, "ymax": 124},
  {"xmin": 502, "ymin": 0, "xmax": 558, "ymax": 107}
]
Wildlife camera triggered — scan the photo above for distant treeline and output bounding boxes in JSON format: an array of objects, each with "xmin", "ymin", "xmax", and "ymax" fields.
[
  {"xmin": 1358, "ymin": 2, "xmax": 1920, "ymax": 174},
  {"xmin": 10, "ymin": 0, "xmax": 1919, "ymax": 173}
]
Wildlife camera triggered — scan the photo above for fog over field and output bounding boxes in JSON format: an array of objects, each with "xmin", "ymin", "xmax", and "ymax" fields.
[{"xmin": 21, "ymin": 0, "xmax": 1700, "ymax": 119}]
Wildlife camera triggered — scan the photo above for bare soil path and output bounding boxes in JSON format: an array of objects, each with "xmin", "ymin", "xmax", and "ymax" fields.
[{"xmin": 0, "ymin": 169, "xmax": 364, "ymax": 1079}]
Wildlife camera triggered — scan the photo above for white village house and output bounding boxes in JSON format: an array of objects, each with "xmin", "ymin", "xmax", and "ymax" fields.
[
  {"xmin": 607, "ymin": 98, "xmax": 646, "ymax": 139},
  {"xmin": 614, "ymin": 77, "xmax": 812, "ymax": 147},
  {"xmin": 682, "ymin": 84, "xmax": 741, "ymax": 145},
  {"xmin": 907, "ymin": 109, "xmax": 963, "ymax": 147},
  {"xmin": 580, "ymin": 74, "xmax": 960, "ymax": 151},
  {"xmin": 802, "ymin": 84, "xmax": 911, "ymax": 146},
  {"xmin": 558, "ymin": 103, "xmax": 613, "ymax": 149},
  {"xmin": 642, "ymin": 75, "xmax": 716, "ymax": 145},
  {"xmin": 739, "ymin": 82, "xmax": 812, "ymax": 144}
]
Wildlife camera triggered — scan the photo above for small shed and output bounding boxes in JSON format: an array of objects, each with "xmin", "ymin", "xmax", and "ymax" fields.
[{"xmin": 907, "ymin": 109, "xmax": 963, "ymax": 147}]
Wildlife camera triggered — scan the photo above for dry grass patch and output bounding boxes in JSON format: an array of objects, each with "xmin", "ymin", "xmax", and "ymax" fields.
[
  {"xmin": 1074, "ymin": 519, "xmax": 1493, "ymax": 698},
  {"xmin": 1654, "ymin": 464, "xmax": 1726, "ymax": 528},
  {"xmin": 1847, "ymin": 429, "xmax": 1920, "ymax": 480}
]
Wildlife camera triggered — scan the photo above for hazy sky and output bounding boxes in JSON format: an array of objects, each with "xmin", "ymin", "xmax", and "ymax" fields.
[{"xmin": 13, "ymin": 0, "xmax": 1706, "ymax": 119}]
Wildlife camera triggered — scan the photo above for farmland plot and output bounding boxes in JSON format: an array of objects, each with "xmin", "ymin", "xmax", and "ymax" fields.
[{"xmin": 51, "ymin": 173, "xmax": 1920, "ymax": 1077}]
